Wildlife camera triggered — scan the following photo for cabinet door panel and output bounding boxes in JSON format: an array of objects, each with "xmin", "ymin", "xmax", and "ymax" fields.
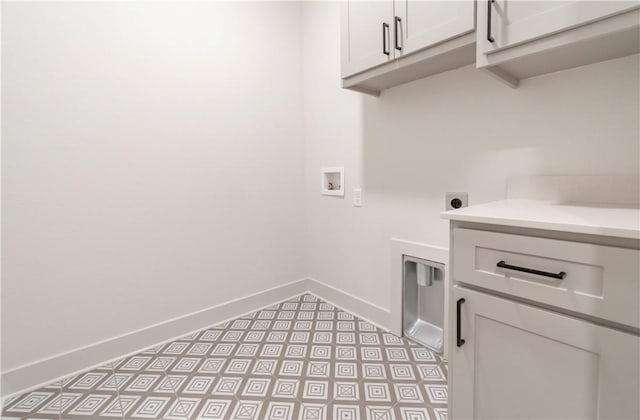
[
  {"xmin": 451, "ymin": 286, "xmax": 640, "ymax": 420},
  {"xmin": 395, "ymin": 0, "xmax": 474, "ymax": 56},
  {"xmin": 480, "ymin": 0, "xmax": 640, "ymax": 54},
  {"xmin": 341, "ymin": 1, "xmax": 394, "ymax": 77}
]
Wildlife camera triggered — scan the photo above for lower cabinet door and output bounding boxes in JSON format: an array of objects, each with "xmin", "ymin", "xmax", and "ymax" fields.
[{"xmin": 451, "ymin": 286, "xmax": 640, "ymax": 420}]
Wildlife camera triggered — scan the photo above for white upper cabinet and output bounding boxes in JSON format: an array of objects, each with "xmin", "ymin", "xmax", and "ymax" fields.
[
  {"xmin": 341, "ymin": 1, "xmax": 395, "ymax": 78},
  {"xmin": 395, "ymin": 1, "xmax": 474, "ymax": 56},
  {"xmin": 341, "ymin": 0, "xmax": 476, "ymax": 95},
  {"xmin": 341, "ymin": 0, "xmax": 640, "ymax": 93},
  {"xmin": 481, "ymin": 0, "xmax": 639, "ymax": 54},
  {"xmin": 477, "ymin": 0, "xmax": 640, "ymax": 87}
]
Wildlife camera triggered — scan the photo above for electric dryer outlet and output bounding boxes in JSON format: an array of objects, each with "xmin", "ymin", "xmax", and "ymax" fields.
[{"xmin": 445, "ymin": 192, "xmax": 468, "ymax": 211}]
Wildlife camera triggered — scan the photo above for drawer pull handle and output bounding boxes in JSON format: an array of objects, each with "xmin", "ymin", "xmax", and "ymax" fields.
[
  {"xmin": 497, "ymin": 260, "xmax": 567, "ymax": 280},
  {"xmin": 456, "ymin": 298, "xmax": 466, "ymax": 347}
]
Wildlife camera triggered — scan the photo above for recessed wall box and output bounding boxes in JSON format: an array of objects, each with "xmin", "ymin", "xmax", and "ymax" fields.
[{"xmin": 321, "ymin": 167, "xmax": 345, "ymax": 196}]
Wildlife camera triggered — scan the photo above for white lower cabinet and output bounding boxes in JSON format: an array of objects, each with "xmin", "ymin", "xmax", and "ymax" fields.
[{"xmin": 451, "ymin": 286, "xmax": 640, "ymax": 420}]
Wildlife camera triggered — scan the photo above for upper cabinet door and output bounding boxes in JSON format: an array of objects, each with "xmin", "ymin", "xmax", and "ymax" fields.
[
  {"xmin": 480, "ymin": 0, "xmax": 640, "ymax": 54},
  {"xmin": 341, "ymin": 1, "xmax": 395, "ymax": 78},
  {"xmin": 394, "ymin": 0, "xmax": 475, "ymax": 56}
]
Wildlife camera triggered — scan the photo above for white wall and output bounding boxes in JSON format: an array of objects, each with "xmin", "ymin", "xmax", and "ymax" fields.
[
  {"xmin": 302, "ymin": 2, "xmax": 640, "ymax": 317},
  {"xmin": 2, "ymin": 1, "xmax": 305, "ymax": 375},
  {"xmin": 3, "ymin": 0, "xmax": 639, "ymax": 396}
]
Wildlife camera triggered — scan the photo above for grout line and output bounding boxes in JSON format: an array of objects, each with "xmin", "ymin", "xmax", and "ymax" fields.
[
  {"xmin": 154, "ymin": 344, "xmax": 190, "ymax": 420},
  {"xmin": 57, "ymin": 377, "xmax": 62, "ymax": 420},
  {"xmin": 110, "ymin": 361, "xmax": 126, "ymax": 420}
]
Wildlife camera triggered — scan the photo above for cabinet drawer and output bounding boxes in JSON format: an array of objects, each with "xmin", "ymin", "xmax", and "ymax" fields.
[{"xmin": 453, "ymin": 228, "xmax": 640, "ymax": 328}]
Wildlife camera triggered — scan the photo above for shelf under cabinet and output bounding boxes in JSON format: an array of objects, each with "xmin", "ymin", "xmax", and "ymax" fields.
[{"xmin": 342, "ymin": 32, "xmax": 476, "ymax": 96}]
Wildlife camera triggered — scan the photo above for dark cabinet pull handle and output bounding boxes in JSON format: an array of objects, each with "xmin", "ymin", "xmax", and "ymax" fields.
[
  {"xmin": 497, "ymin": 260, "xmax": 567, "ymax": 280},
  {"xmin": 394, "ymin": 16, "xmax": 402, "ymax": 51},
  {"xmin": 382, "ymin": 22, "xmax": 390, "ymax": 56},
  {"xmin": 487, "ymin": 0, "xmax": 495, "ymax": 43},
  {"xmin": 456, "ymin": 298, "xmax": 466, "ymax": 347}
]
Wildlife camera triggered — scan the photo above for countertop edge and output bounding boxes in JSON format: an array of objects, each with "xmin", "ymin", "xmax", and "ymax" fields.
[{"xmin": 440, "ymin": 201, "xmax": 640, "ymax": 241}]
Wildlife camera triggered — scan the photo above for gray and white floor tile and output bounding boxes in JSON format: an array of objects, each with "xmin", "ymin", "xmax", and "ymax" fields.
[{"xmin": 2, "ymin": 293, "xmax": 447, "ymax": 419}]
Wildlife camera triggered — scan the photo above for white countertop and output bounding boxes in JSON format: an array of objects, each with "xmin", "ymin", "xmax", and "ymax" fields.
[{"xmin": 441, "ymin": 199, "xmax": 640, "ymax": 240}]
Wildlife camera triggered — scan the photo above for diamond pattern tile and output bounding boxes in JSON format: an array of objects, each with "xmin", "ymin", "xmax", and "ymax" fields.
[{"xmin": 1, "ymin": 293, "xmax": 447, "ymax": 419}]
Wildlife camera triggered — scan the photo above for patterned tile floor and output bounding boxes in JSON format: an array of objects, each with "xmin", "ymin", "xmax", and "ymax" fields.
[{"xmin": 2, "ymin": 293, "xmax": 447, "ymax": 420}]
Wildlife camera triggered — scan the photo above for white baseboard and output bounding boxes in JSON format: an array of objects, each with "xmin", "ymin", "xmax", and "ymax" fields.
[
  {"xmin": 2, "ymin": 277, "xmax": 389, "ymax": 400},
  {"xmin": 1, "ymin": 278, "xmax": 311, "ymax": 399},
  {"xmin": 306, "ymin": 277, "xmax": 390, "ymax": 331}
]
